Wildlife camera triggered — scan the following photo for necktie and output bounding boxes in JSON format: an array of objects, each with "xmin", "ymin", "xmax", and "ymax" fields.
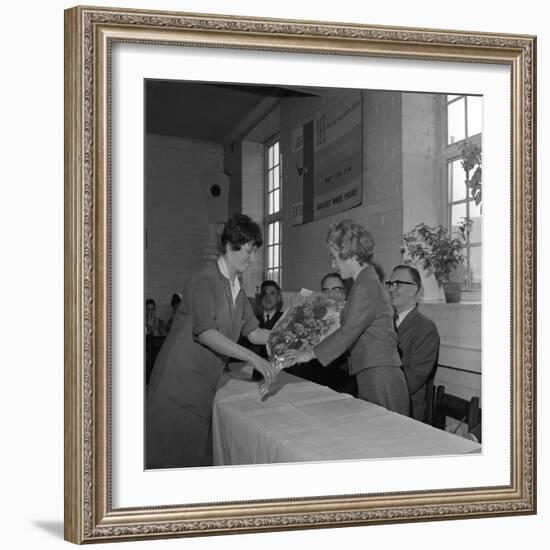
[
  {"xmin": 266, "ymin": 314, "xmax": 270, "ymax": 324},
  {"xmin": 393, "ymin": 312, "xmax": 399, "ymax": 330}
]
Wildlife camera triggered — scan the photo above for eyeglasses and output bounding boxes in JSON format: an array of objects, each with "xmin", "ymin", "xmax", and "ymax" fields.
[
  {"xmin": 322, "ymin": 286, "xmax": 345, "ymax": 294},
  {"xmin": 385, "ymin": 280, "xmax": 418, "ymax": 290}
]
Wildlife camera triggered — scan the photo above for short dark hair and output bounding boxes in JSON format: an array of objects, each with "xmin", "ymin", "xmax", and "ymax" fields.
[
  {"xmin": 221, "ymin": 214, "xmax": 263, "ymax": 252},
  {"xmin": 145, "ymin": 298, "xmax": 156, "ymax": 308},
  {"xmin": 260, "ymin": 280, "xmax": 281, "ymax": 294},
  {"xmin": 392, "ymin": 264, "xmax": 421, "ymax": 290},
  {"xmin": 320, "ymin": 272, "xmax": 344, "ymax": 288},
  {"xmin": 170, "ymin": 293, "xmax": 181, "ymax": 307}
]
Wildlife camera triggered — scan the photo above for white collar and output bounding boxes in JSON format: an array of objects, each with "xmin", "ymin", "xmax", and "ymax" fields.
[
  {"xmin": 217, "ymin": 256, "xmax": 241, "ymax": 303},
  {"xmin": 396, "ymin": 306, "xmax": 416, "ymax": 328}
]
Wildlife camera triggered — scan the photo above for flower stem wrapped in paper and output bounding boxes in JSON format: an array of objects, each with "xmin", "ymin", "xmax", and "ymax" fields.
[{"xmin": 258, "ymin": 289, "xmax": 345, "ymax": 397}]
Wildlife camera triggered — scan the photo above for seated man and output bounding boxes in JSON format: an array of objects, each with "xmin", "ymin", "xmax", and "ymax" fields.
[
  {"xmin": 286, "ymin": 273, "xmax": 357, "ymax": 397},
  {"xmin": 244, "ymin": 281, "xmax": 284, "ymax": 378},
  {"xmin": 145, "ymin": 298, "xmax": 167, "ymax": 386},
  {"xmin": 145, "ymin": 298, "xmax": 166, "ymax": 336},
  {"xmin": 386, "ymin": 265, "xmax": 440, "ymax": 422},
  {"xmin": 257, "ymin": 280, "xmax": 284, "ymax": 333}
]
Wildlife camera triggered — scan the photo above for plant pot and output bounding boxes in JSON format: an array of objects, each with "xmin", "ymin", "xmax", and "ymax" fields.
[{"xmin": 442, "ymin": 282, "xmax": 462, "ymax": 303}]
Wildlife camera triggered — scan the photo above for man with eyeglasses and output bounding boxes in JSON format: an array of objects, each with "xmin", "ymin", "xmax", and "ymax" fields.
[
  {"xmin": 386, "ymin": 265, "xmax": 440, "ymax": 423},
  {"xmin": 321, "ymin": 272, "xmax": 347, "ymax": 299}
]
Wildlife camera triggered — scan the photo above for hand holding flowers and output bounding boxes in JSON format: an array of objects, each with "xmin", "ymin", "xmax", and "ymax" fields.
[
  {"xmin": 282, "ymin": 348, "xmax": 315, "ymax": 366},
  {"xmin": 258, "ymin": 292, "xmax": 344, "ymax": 397}
]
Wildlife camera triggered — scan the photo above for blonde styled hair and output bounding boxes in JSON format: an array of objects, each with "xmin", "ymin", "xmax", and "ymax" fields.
[{"xmin": 326, "ymin": 219, "xmax": 375, "ymax": 265}]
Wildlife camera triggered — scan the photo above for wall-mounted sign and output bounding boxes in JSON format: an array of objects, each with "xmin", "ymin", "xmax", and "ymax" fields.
[{"xmin": 291, "ymin": 90, "xmax": 363, "ymax": 225}]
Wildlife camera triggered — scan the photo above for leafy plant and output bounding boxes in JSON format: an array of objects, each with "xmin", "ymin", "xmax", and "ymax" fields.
[
  {"xmin": 401, "ymin": 219, "xmax": 471, "ymax": 285},
  {"xmin": 460, "ymin": 141, "xmax": 482, "ymax": 206}
]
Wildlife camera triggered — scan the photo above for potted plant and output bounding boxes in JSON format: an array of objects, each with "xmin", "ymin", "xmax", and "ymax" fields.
[{"xmin": 401, "ymin": 219, "xmax": 471, "ymax": 303}]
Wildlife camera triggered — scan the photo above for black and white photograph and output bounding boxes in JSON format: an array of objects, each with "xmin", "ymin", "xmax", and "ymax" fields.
[{"xmin": 143, "ymin": 80, "xmax": 483, "ymax": 470}]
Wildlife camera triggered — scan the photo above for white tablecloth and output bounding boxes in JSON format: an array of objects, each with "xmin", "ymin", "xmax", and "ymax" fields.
[{"xmin": 212, "ymin": 364, "xmax": 481, "ymax": 466}]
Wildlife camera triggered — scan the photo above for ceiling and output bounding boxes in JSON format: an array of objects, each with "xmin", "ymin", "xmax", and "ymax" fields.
[{"xmin": 145, "ymin": 80, "xmax": 319, "ymax": 143}]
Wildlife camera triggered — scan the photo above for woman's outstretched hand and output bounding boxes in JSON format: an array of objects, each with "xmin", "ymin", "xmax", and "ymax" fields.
[
  {"xmin": 251, "ymin": 356, "xmax": 278, "ymax": 387},
  {"xmin": 282, "ymin": 349, "xmax": 315, "ymax": 366}
]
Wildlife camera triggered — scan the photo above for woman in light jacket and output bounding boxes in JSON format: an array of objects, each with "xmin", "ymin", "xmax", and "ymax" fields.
[{"xmin": 285, "ymin": 219, "xmax": 409, "ymax": 415}]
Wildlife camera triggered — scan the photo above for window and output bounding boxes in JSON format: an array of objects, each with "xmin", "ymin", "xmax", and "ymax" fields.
[
  {"xmin": 265, "ymin": 139, "xmax": 282, "ymax": 285},
  {"xmin": 447, "ymin": 157, "xmax": 482, "ymax": 289},
  {"xmin": 446, "ymin": 94, "xmax": 482, "ymax": 145},
  {"xmin": 444, "ymin": 95, "xmax": 483, "ymax": 290}
]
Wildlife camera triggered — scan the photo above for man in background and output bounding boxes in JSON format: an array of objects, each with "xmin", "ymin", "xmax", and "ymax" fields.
[
  {"xmin": 386, "ymin": 265, "xmax": 440, "ymax": 422},
  {"xmin": 145, "ymin": 298, "xmax": 167, "ymax": 336},
  {"xmin": 257, "ymin": 280, "xmax": 284, "ymax": 333},
  {"xmin": 247, "ymin": 280, "xmax": 284, "ymax": 379}
]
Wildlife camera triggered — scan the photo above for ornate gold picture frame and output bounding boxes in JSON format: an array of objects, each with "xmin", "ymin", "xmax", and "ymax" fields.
[{"xmin": 64, "ymin": 5, "xmax": 536, "ymax": 544}]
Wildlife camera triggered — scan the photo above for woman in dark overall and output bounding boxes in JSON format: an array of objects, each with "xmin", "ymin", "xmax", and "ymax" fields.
[{"xmin": 146, "ymin": 215, "xmax": 278, "ymax": 469}]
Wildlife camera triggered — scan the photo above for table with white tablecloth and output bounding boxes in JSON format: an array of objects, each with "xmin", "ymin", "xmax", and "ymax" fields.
[{"xmin": 212, "ymin": 364, "xmax": 481, "ymax": 466}]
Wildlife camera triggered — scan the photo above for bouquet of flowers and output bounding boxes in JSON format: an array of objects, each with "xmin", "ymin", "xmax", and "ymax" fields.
[{"xmin": 258, "ymin": 290, "xmax": 345, "ymax": 397}]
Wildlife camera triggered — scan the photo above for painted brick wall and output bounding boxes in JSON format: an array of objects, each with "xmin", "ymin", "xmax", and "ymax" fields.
[
  {"xmin": 401, "ymin": 92, "xmax": 446, "ymax": 301},
  {"xmin": 280, "ymin": 89, "xmax": 403, "ymax": 293},
  {"xmin": 241, "ymin": 140, "xmax": 265, "ymax": 296},
  {"xmin": 145, "ymin": 133, "xmax": 224, "ymax": 321},
  {"xmin": 420, "ymin": 303, "xmax": 482, "ymax": 403},
  {"xmin": 402, "ymin": 92, "xmax": 443, "ymax": 230}
]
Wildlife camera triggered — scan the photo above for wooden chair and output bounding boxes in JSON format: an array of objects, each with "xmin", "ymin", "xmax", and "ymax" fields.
[{"xmin": 428, "ymin": 385, "xmax": 481, "ymax": 442}]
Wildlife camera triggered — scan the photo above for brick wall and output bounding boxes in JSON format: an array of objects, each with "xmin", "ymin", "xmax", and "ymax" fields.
[
  {"xmin": 420, "ymin": 303, "xmax": 482, "ymax": 404},
  {"xmin": 145, "ymin": 133, "xmax": 224, "ymax": 321},
  {"xmin": 280, "ymin": 89, "xmax": 403, "ymax": 293},
  {"xmin": 241, "ymin": 141, "xmax": 265, "ymax": 296}
]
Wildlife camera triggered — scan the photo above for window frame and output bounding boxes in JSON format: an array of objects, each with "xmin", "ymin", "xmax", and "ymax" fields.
[
  {"xmin": 264, "ymin": 135, "xmax": 282, "ymax": 286},
  {"xmin": 442, "ymin": 95, "xmax": 482, "ymax": 291}
]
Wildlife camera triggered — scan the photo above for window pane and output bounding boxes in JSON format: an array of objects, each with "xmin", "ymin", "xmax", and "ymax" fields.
[
  {"xmin": 274, "ymin": 220, "xmax": 280, "ymax": 243},
  {"xmin": 273, "ymin": 245, "xmax": 280, "ymax": 268},
  {"xmin": 268, "ymin": 169, "xmax": 274, "ymax": 192},
  {"xmin": 449, "ymin": 159, "xmax": 467, "ymax": 202},
  {"xmin": 273, "ymin": 142, "xmax": 279, "ymax": 165},
  {"xmin": 469, "ymin": 245, "xmax": 482, "ymax": 286},
  {"xmin": 268, "ymin": 246, "xmax": 274, "ymax": 269},
  {"xmin": 274, "ymin": 189, "xmax": 280, "ymax": 213},
  {"xmin": 468, "ymin": 201, "xmax": 482, "ymax": 243},
  {"xmin": 273, "ymin": 165, "xmax": 280, "ymax": 190},
  {"xmin": 268, "ymin": 222, "xmax": 273, "ymax": 245},
  {"xmin": 268, "ymin": 192, "xmax": 274, "ymax": 215},
  {"xmin": 268, "ymin": 145, "xmax": 274, "ymax": 168},
  {"xmin": 451, "ymin": 202, "xmax": 467, "ymax": 233},
  {"xmin": 467, "ymin": 96, "xmax": 483, "ymax": 137},
  {"xmin": 447, "ymin": 97, "xmax": 466, "ymax": 144}
]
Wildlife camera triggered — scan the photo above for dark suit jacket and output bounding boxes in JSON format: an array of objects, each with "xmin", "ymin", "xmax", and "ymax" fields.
[
  {"xmin": 396, "ymin": 307, "xmax": 440, "ymax": 422},
  {"xmin": 245, "ymin": 309, "xmax": 283, "ymax": 371},
  {"xmin": 315, "ymin": 264, "xmax": 401, "ymax": 374},
  {"xmin": 258, "ymin": 310, "xmax": 283, "ymax": 331}
]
